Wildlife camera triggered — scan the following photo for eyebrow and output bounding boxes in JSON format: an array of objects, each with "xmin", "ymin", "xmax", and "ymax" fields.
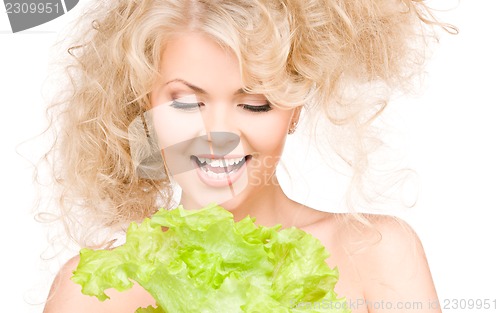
[{"xmin": 165, "ymin": 78, "xmax": 247, "ymax": 95}]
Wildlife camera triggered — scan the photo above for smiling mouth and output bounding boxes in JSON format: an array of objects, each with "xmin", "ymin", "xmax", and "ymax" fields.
[{"xmin": 191, "ymin": 155, "xmax": 251, "ymax": 179}]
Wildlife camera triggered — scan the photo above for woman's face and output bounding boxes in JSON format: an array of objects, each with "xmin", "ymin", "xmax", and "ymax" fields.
[{"xmin": 150, "ymin": 32, "xmax": 298, "ymax": 210}]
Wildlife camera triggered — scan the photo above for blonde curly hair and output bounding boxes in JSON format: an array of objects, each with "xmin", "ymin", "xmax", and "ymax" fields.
[{"xmin": 41, "ymin": 0, "xmax": 455, "ymax": 248}]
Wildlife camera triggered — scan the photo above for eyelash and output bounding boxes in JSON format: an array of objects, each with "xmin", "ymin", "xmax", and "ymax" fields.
[
  {"xmin": 239, "ymin": 103, "xmax": 272, "ymax": 113},
  {"xmin": 170, "ymin": 100, "xmax": 201, "ymax": 111},
  {"xmin": 170, "ymin": 101, "xmax": 273, "ymax": 113}
]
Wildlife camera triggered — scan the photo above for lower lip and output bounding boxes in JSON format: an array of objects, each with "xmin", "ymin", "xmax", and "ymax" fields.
[{"xmin": 193, "ymin": 157, "xmax": 249, "ymax": 188}]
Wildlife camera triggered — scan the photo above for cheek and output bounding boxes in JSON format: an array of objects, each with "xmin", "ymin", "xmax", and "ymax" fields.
[
  {"xmin": 149, "ymin": 105, "xmax": 207, "ymax": 176},
  {"xmin": 150, "ymin": 89, "xmax": 205, "ymax": 148},
  {"xmin": 151, "ymin": 105, "xmax": 205, "ymax": 149},
  {"xmin": 242, "ymin": 111, "xmax": 291, "ymax": 156}
]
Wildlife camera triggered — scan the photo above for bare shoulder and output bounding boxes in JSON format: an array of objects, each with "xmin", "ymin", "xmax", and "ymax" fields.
[
  {"xmin": 330, "ymin": 213, "xmax": 441, "ymax": 312},
  {"xmin": 43, "ymin": 255, "xmax": 155, "ymax": 313},
  {"xmin": 347, "ymin": 213, "xmax": 421, "ymax": 252},
  {"xmin": 329, "ymin": 213, "xmax": 428, "ymax": 275}
]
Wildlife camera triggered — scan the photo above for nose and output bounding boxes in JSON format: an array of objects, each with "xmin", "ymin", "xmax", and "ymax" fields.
[
  {"xmin": 206, "ymin": 132, "xmax": 240, "ymax": 156},
  {"xmin": 201, "ymin": 104, "xmax": 241, "ymax": 155}
]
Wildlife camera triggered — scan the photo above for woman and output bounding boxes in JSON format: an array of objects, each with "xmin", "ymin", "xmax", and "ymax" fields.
[{"xmin": 42, "ymin": 0, "xmax": 453, "ymax": 312}]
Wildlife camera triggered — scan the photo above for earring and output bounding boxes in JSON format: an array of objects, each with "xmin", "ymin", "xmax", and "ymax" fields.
[{"xmin": 288, "ymin": 120, "xmax": 298, "ymax": 135}]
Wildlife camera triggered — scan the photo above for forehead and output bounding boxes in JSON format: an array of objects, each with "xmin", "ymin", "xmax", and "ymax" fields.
[{"xmin": 159, "ymin": 32, "xmax": 243, "ymax": 94}]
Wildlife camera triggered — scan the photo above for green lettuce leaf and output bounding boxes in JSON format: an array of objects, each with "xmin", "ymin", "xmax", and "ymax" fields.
[
  {"xmin": 71, "ymin": 204, "xmax": 350, "ymax": 313},
  {"xmin": 136, "ymin": 306, "xmax": 165, "ymax": 313}
]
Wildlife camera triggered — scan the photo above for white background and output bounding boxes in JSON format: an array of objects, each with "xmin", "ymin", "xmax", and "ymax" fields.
[{"xmin": 1, "ymin": 0, "xmax": 498, "ymax": 312}]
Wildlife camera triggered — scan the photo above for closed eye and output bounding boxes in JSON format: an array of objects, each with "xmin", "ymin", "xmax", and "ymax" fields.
[
  {"xmin": 169, "ymin": 100, "xmax": 204, "ymax": 111},
  {"xmin": 239, "ymin": 103, "xmax": 273, "ymax": 113}
]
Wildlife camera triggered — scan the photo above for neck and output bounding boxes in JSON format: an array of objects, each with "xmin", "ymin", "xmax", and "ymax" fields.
[{"xmin": 179, "ymin": 182, "xmax": 300, "ymax": 228}]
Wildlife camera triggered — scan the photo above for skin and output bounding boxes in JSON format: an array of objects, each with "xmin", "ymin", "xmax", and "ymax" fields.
[
  {"xmin": 148, "ymin": 32, "xmax": 302, "ymax": 221},
  {"xmin": 43, "ymin": 33, "xmax": 441, "ymax": 313}
]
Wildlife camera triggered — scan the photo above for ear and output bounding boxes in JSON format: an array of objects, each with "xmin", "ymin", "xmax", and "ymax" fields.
[
  {"xmin": 288, "ymin": 106, "xmax": 302, "ymax": 135},
  {"xmin": 292, "ymin": 105, "xmax": 303, "ymax": 119},
  {"xmin": 291, "ymin": 106, "xmax": 302, "ymax": 124}
]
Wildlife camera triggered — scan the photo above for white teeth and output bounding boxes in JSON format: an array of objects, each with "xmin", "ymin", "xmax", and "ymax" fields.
[
  {"xmin": 197, "ymin": 156, "xmax": 246, "ymax": 168},
  {"xmin": 205, "ymin": 170, "xmax": 226, "ymax": 179}
]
